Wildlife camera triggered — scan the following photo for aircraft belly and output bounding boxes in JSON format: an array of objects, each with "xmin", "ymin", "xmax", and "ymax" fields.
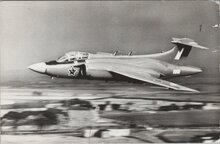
[{"xmin": 86, "ymin": 70, "xmax": 113, "ymax": 79}]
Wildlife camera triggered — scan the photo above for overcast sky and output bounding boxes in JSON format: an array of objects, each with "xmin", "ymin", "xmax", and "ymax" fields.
[{"xmin": 0, "ymin": 1, "xmax": 219, "ymax": 81}]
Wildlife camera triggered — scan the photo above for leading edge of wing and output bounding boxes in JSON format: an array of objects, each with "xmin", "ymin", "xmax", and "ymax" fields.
[{"xmin": 88, "ymin": 62, "xmax": 199, "ymax": 92}]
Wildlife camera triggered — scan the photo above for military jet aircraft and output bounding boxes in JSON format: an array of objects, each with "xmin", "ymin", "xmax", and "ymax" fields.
[{"xmin": 28, "ymin": 38, "xmax": 209, "ymax": 92}]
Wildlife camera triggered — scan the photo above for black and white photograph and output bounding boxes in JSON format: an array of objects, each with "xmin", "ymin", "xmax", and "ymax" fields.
[{"xmin": 1, "ymin": 0, "xmax": 220, "ymax": 143}]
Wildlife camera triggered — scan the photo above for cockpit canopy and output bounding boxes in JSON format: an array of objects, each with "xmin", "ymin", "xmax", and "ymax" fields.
[{"xmin": 56, "ymin": 51, "xmax": 89, "ymax": 63}]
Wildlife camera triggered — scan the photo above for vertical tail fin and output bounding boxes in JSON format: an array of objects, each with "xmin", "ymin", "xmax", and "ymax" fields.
[{"xmin": 171, "ymin": 38, "xmax": 209, "ymax": 60}]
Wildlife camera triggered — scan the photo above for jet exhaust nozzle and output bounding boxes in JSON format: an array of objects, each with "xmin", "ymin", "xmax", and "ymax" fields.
[{"xmin": 181, "ymin": 66, "xmax": 202, "ymax": 75}]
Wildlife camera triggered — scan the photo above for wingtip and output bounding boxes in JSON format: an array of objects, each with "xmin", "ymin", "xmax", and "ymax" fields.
[
  {"xmin": 184, "ymin": 88, "xmax": 200, "ymax": 93},
  {"xmin": 190, "ymin": 89, "xmax": 200, "ymax": 93}
]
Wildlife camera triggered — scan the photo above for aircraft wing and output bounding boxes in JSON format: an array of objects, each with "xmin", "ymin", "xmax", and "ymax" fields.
[{"xmin": 88, "ymin": 62, "xmax": 198, "ymax": 92}]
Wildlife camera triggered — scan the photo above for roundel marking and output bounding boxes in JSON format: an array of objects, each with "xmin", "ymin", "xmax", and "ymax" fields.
[{"xmin": 68, "ymin": 66, "xmax": 77, "ymax": 76}]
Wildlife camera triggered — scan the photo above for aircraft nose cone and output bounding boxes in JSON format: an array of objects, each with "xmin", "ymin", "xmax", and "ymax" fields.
[{"xmin": 28, "ymin": 62, "xmax": 47, "ymax": 74}]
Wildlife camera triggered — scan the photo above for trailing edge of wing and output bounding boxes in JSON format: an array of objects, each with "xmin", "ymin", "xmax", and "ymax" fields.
[
  {"xmin": 144, "ymin": 76, "xmax": 199, "ymax": 92},
  {"xmin": 88, "ymin": 62, "xmax": 199, "ymax": 92},
  {"xmin": 111, "ymin": 66, "xmax": 199, "ymax": 92}
]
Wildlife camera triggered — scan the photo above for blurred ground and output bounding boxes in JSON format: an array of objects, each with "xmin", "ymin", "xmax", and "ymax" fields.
[
  {"xmin": 1, "ymin": 134, "xmax": 143, "ymax": 144},
  {"xmin": 1, "ymin": 77, "xmax": 220, "ymax": 143}
]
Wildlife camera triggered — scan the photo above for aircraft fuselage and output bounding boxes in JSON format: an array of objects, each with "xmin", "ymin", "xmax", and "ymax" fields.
[{"xmin": 29, "ymin": 57, "xmax": 202, "ymax": 81}]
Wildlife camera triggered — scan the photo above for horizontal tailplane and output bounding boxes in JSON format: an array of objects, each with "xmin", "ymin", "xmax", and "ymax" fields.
[{"xmin": 171, "ymin": 38, "xmax": 209, "ymax": 60}]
